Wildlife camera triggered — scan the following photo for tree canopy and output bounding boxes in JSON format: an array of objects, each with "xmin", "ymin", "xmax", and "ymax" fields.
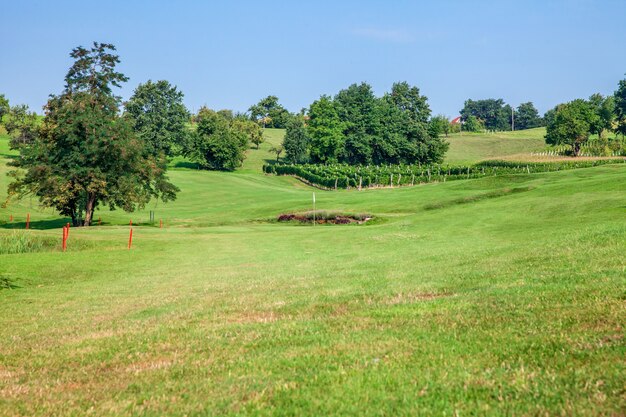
[
  {"xmin": 248, "ymin": 96, "xmax": 291, "ymax": 128},
  {"xmin": 514, "ymin": 102, "xmax": 543, "ymax": 130},
  {"xmin": 545, "ymin": 99, "xmax": 594, "ymax": 156},
  {"xmin": 124, "ymin": 80, "xmax": 190, "ymax": 158},
  {"xmin": 614, "ymin": 76, "xmax": 626, "ymax": 138},
  {"xmin": 7, "ymin": 42, "xmax": 178, "ymax": 226},
  {"xmin": 298, "ymin": 82, "xmax": 447, "ymax": 166},
  {"xmin": 460, "ymin": 98, "xmax": 511, "ymax": 131}
]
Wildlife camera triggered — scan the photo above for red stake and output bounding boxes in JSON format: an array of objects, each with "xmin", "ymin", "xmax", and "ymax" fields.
[
  {"xmin": 9, "ymin": 214, "xmax": 12, "ymax": 222},
  {"xmin": 98, "ymin": 217, "xmax": 102, "ymax": 226},
  {"xmin": 128, "ymin": 228, "xmax": 133, "ymax": 250},
  {"xmin": 66, "ymin": 222, "xmax": 70, "ymax": 237},
  {"xmin": 26, "ymin": 213, "xmax": 30, "ymax": 229},
  {"xmin": 62, "ymin": 226, "xmax": 68, "ymax": 252},
  {"xmin": 129, "ymin": 219, "xmax": 132, "ymax": 226},
  {"xmin": 159, "ymin": 219, "xmax": 163, "ymax": 229}
]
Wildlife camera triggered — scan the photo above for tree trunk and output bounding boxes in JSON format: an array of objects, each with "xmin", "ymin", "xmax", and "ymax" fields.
[
  {"xmin": 83, "ymin": 194, "xmax": 96, "ymax": 226},
  {"xmin": 573, "ymin": 142, "xmax": 580, "ymax": 157}
]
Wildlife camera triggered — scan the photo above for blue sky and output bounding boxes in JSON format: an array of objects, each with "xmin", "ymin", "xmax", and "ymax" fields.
[{"xmin": 1, "ymin": 0, "xmax": 625, "ymax": 117}]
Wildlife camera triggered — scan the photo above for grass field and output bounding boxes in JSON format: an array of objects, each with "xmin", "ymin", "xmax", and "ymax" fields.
[{"xmin": 0, "ymin": 130, "xmax": 625, "ymax": 416}]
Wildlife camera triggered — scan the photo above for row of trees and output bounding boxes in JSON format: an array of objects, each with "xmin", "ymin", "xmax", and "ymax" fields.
[
  {"xmin": 460, "ymin": 99, "xmax": 543, "ymax": 132},
  {"xmin": 545, "ymin": 79, "xmax": 626, "ymax": 155},
  {"xmin": 280, "ymin": 82, "xmax": 449, "ymax": 165},
  {"xmin": 1, "ymin": 43, "xmax": 268, "ymax": 226}
]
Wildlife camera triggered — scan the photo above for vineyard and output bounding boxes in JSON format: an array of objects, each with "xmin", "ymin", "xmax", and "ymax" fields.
[{"xmin": 263, "ymin": 159, "xmax": 625, "ymax": 189}]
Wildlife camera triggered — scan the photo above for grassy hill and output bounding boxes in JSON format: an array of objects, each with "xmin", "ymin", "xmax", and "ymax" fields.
[{"xmin": 0, "ymin": 132, "xmax": 624, "ymax": 416}]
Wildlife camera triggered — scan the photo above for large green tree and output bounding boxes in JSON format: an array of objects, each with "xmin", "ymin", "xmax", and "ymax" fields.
[
  {"xmin": 4, "ymin": 104, "xmax": 39, "ymax": 148},
  {"xmin": 187, "ymin": 108, "xmax": 248, "ymax": 171},
  {"xmin": 545, "ymin": 99, "xmax": 594, "ymax": 156},
  {"xmin": 461, "ymin": 98, "xmax": 511, "ymax": 131},
  {"xmin": 7, "ymin": 42, "xmax": 178, "ymax": 226},
  {"xmin": 124, "ymin": 80, "xmax": 190, "ymax": 158},
  {"xmin": 307, "ymin": 95, "xmax": 344, "ymax": 163},
  {"xmin": 514, "ymin": 102, "xmax": 542, "ymax": 130},
  {"xmin": 613, "ymin": 76, "xmax": 626, "ymax": 138},
  {"xmin": 283, "ymin": 115, "xmax": 309, "ymax": 164}
]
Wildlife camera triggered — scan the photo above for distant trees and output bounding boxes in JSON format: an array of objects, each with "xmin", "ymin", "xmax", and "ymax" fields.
[
  {"xmin": 514, "ymin": 102, "xmax": 542, "ymax": 130},
  {"xmin": 7, "ymin": 42, "xmax": 178, "ymax": 226},
  {"xmin": 614, "ymin": 76, "xmax": 626, "ymax": 138},
  {"xmin": 248, "ymin": 96, "xmax": 291, "ymax": 128},
  {"xmin": 124, "ymin": 80, "xmax": 190, "ymax": 158},
  {"xmin": 293, "ymin": 82, "xmax": 448, "ymax": 166},
  {"xmin": 4, "ymin": 104, "xmax": 39, "ymax": 149},
  {"xmin": 428, "ymin": 115, "xmax": 451, "ymax": 137},
  {"xmin": 545, "ymin": 99, "xmax": 595, "ymax": 156},
  {"xmin": 462, "ymin": 115, "xmax": 483, "ymax": 132},
  {"xmin": 460, "ymin": 98, "xmax": 511, "ymax": 131},
  {"xmin": 0, "ymin": 94, "xmax": 9, "ymax": 121}
]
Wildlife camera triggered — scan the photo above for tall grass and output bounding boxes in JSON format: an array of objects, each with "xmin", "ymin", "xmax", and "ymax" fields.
[{"xmin": 0, "ymin": 231, "xmax": 58, "ymax": 255}]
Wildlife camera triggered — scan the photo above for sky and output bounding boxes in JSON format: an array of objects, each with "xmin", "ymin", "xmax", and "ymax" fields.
[{"xmin": 1, "ymin": 0, "xmax": 625, "ymax": 117}]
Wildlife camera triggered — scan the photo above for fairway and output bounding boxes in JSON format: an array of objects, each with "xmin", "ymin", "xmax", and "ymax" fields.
[{"xmin": 1, "ymin": 132, "xmax": 625, "ymax": 416}]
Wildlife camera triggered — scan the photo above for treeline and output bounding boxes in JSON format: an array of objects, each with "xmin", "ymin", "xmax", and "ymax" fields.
[
  {"xmin": 279, "ymin": 82, "xmax": 449, "ymax": 165},
  {"xmin": 544, "ymin": 81, "xmax": 626, "ymax": 156},
  {"xmin": 459, "ymin": 99, "xmax": 543, "ymax": 132}
]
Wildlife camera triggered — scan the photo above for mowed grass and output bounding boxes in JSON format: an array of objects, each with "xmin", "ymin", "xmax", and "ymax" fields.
[
  {"xmin": 0, "ymin": 132, "xmax": 625, "ymax": 416},
  {"xmin": 444, "ymin": 128, "xmax": 547, "ymax": 164}
]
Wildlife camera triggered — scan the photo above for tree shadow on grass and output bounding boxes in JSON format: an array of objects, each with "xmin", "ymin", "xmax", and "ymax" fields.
[
  {"xmin": 0, "ymin": 218, "xmax": 70, "ymax": 230},
  {"xmin": 172, "ymin": 160, "xmax": 201, "ymax": 169},
  {"xmin": 0, "ymin": 275, "xmax": 21, "ymax": 290}
]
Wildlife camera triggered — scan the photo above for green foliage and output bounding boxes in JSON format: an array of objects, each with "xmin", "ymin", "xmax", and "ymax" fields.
[
  {"xmin": 7, "ymin": 42, "xmax": 178, "ymax": 226},
  {"xmin": 428, "ymin": 115, "xmax": 451, "ymax": 137},
  {"xmin": 0, "ymin": 231, "xmax": 58, "ymax": 255},
  {"xmin": 613, "ymin": 75, "xmax": 626, "ymax": 137},
  {"xmin": 4, "ymin": 104, "xmax": 39, "ymax": 149},
  {"xmin": 588, "ymin": 93, "xmax": 614, "ymax": 139},
  {"xmin": 248, "ymin": 95, "xmax": 291, "ymax": 128},
  {"xmin": 304, "ymin": 82, "xmax": 447, "ymax": 165},
  {"xmin": 515, "ymin": 102, "xmax": 542, "ymax": 130},
  {"xmin": 283, "ymin": 115, "xmax": 309, "ymax": 164},
  {"xmin": 462, "ymin": 115, "xmax": 483, "ymax": 132},
  {"xmin": 187, "ymin": 107, "xmax": 248, "ymax": 171},
  {"xmin": 307, "ymin": 95, "xmax": 345, "ymax": 163},
  {"xmin": 460, "ymin": 98, "xmax": 511, "ymax": 131},
  {"xmin": 545, "ymin": 99, "xmax": 595, "ymax": 156},
  {"xmin": 0, "ymin": 94, "xmax": 9, "ymax": 121},
  {"xmin": 124, "ymin": 80, "xmax": 190, "ymax": 158}
]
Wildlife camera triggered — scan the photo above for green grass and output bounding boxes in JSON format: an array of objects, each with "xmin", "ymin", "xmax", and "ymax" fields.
[
  {"xmin": 0, "ymin": 132, "xmax": 625, "ymax": 416},
  {"xmin": 444, "ymin": 127, "xmax": 547, "ymax": 164}
]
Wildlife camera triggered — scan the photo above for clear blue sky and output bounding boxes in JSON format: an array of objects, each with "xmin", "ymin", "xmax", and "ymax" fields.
[{"xmin": 1, "ymin": 0, "xmax": 625, "ymax": 117}]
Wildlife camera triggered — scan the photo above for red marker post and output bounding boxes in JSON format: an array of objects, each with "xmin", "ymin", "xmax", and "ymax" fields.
[
  {"xmin": 25, "ymin": 213, "xmax": 30, "ymax": 229},
  {"xmin": 128, "ymin": 228, "xmax": 133, "ymax": 250},
  {"xmin": 62, "ymin": 225, "xmax": 68, "ymax": 252},
  {"xmin": 159, "ymin": 219, "xmax": 163, "ymax": 229},
  {"xmin": 9, "ymin": 214, "xmax": 12, "ymax": 222},
  {"xmin": 66, "ymin": 222, "xmax": 70, "ymax": 237}
]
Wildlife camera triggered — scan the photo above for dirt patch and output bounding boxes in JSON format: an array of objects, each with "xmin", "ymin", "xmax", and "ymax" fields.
[{"xmin": 380, "ymin": 292, "xmax": 454, "ymax": 305}]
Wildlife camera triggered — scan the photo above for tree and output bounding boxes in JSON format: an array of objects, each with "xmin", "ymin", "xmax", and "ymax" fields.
[
  {"xmin": 588, "ymin": 93, "xmax": 614, "ymax": 139},
  {"xmin": 283, "ymin": 116, "xmax": 309, "ymax": 164},
  {"xmin": 4, "ymin": 104, "xmax": 39, "ymax": 149},
  {"xmin": 460, "ymin": 98, "xmax": 511, "ymax": 131},
  {"xmin": 7, "ymin": 42, "xmax": 178, "ymax": 226},
  {"xmin": 269, "ymin": 145, "xmax": 284, "ymax": 162},
  {"xmin": 0, "ymin": 94, "xmax": 9, "ymax": 121},
  {"xmin": 233, "ymin": 119, "xmax": 263, "ymax": 149},
  {"xmin": 545, "ymin": 99, "xmax": 594, "ymax": 156},
  {"xmin": 307, "ymin": 95, "xmax": 344, "ymax": 163},
  {"xmin": 613, "ymin": 76, "xmax": 626, "ymax": 138},
  {"xmin": 187, "ymin": 108, "xmax": 248, "ymax": 171},
  {"xmin": 124, "ymin": 80, "xmax": 190, "ymax": 158},
  {"xmin": 462, "ymin": 115, "xmax": 483, "ymax": 132},
  {"xmin": 248, "ymin": 96, "xmax": 290, "ymax": 128},
  {"xmin": 514, "ymin": 102, "xmax": 542, "ymax": 130},
  {"xmin": 428, "ymin": 115, "xmax": 451, "ymax": 138}
]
